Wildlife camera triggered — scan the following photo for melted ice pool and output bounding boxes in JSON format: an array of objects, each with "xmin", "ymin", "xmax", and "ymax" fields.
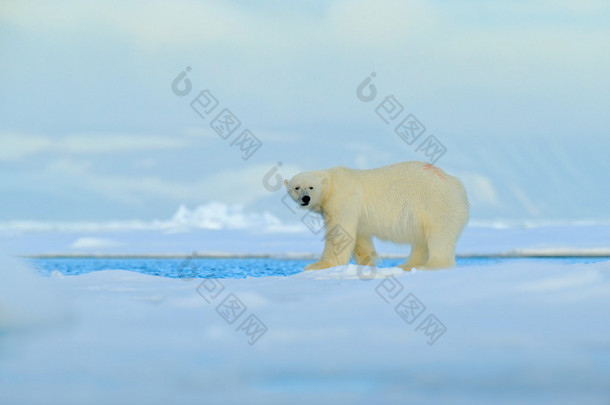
[{"xmin": 29, "ymin": 256, "xmax": 610, "ymax": 279}]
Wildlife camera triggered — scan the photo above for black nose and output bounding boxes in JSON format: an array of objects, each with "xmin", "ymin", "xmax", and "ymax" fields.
[{"xmin": 302, "ymin": 195, "xmax": 310, "ymax": 203}]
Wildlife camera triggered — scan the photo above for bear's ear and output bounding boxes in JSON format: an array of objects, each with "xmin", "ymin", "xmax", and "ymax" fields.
[
  {"xmin": 320, "ymin": 176, "xmax": 328, "ymax": 185},
  {"xmin": 284, "ymin": 179, "xmax": 289, "ymax": 189}
]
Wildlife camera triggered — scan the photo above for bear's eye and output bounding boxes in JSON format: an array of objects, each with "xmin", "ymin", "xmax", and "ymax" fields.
[
  {"xmin": 294, "ymin": 187, "xmax": 300, "ymax": 191},
  {"xmin": 309, "ymin": 187, "xmax": 313, "ymax": 190}
]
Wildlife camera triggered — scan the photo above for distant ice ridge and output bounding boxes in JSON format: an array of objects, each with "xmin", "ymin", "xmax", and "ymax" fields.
[
  {"xmin": 0, "ymin": 202, "xmax": 305, "ymax": 234},
  {"xmin": 2, "ymin": 202, "xmax": 609, "ymax": 236},
  {"xmin": 468, "ymin": 218, "xmax": 610, "ymax": 229},
  {"xmin": 166, "ymin": 203, "xmax": 283, "ymax": 232}
]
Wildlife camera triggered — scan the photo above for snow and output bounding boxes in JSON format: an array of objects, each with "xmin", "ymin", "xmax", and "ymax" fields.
[
  {"xmin": 1, "ymin": 251, "xmax": 610, "ymax": 404},
  {"xmin": 0, "ymin": 254, "xmax": 69, "ymax": 331}
]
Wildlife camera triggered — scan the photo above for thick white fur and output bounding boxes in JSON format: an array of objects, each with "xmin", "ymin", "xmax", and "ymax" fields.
[{"xmin": 284, "ymin": 161, "xmax": 469, "ymax": 271}]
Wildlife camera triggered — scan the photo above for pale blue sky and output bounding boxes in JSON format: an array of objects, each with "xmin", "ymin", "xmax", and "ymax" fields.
[{"xmin": 1, "ymin": 0, "xmax": 609, "ymax": 223}]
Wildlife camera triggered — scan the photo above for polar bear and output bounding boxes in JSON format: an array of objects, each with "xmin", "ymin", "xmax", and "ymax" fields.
[{"xmin": 284, "ymin": 161, "xmax": 469, "ymax": 271}]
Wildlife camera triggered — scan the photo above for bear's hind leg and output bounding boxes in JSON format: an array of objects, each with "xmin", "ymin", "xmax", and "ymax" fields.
[
  {"xmin": 421, "ymin": 233, "xmax": 457, "ymax": 269},
  {"xmin": 353, "ymin": 236, "xmax": 379, "ymax": 266},
  {"xmin": 399, "ymin": 243, "xmax": 428, "ymax": 271}
]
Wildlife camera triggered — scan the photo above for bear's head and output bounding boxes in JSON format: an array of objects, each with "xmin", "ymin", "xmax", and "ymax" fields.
[{"xmin": 284, "ymin": 171, "xmax": 329, "ymax": 211}]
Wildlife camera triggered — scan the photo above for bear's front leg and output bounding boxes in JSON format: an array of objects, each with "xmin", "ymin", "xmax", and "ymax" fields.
[
  {"xmin": 305, "ymin": 213, "xmax": 357, "ymax": 270},
  {"xmin": 304, "ymin": 261, "xmax": 333, "ymax": 271}
]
